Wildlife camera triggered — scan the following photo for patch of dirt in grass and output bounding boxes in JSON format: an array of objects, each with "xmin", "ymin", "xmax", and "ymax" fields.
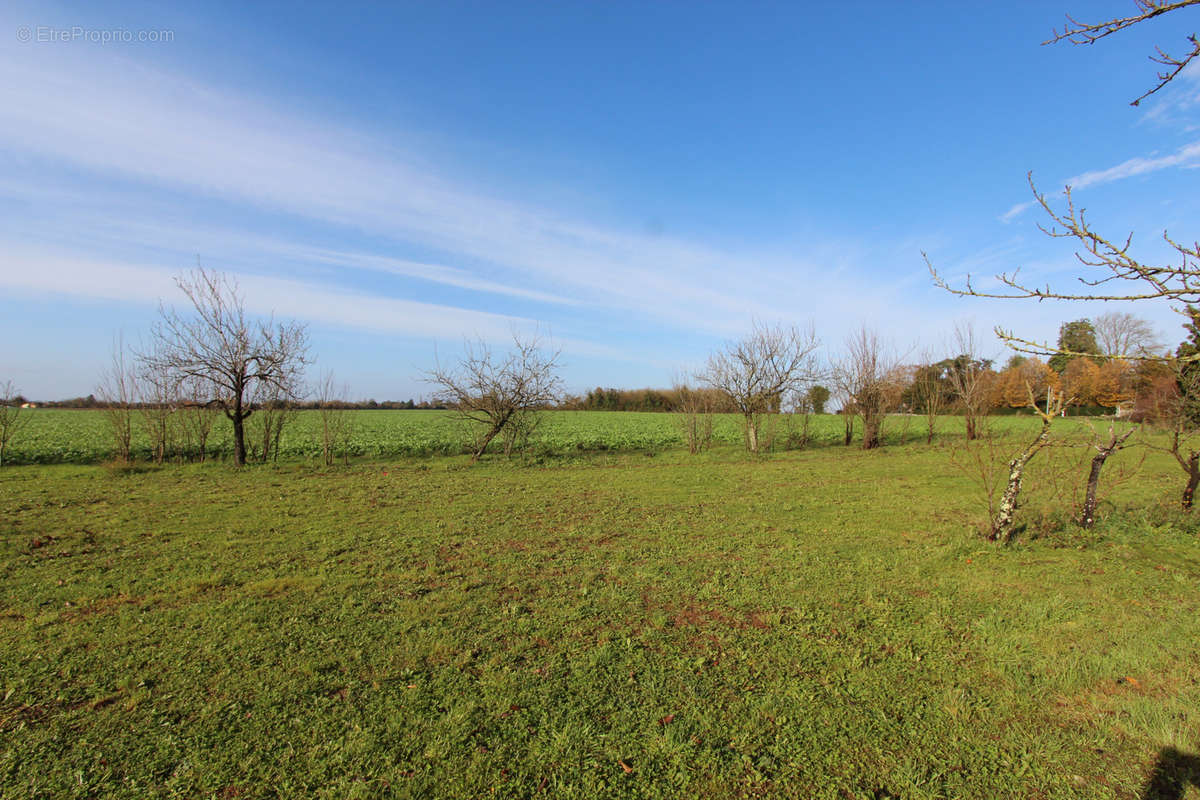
[
  {"xmin": 59, "ymin": 593, "xmax": 145, "ymax": 622},
  {"xmin": 643, "ymin": 592, "xmax": 772, "ymax": 634}
]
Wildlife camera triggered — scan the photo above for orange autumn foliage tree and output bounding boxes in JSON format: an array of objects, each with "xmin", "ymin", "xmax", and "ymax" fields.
[
  {"xmin": 995, "ymin": 359, "xmax": 1060, "ymax": 409},
  {"xmin": 1093, "ymin": 359, "xmax": 1136, "ymax": 411},
  {"xmin": 1060, "ymin": 358, "xmax": 1101, "ymax": 407}
]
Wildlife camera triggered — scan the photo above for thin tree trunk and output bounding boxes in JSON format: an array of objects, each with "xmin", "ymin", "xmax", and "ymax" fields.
[
  {"xmin": 965, "ymin": 414, "xmax": 977, "ymax": 442},
  {"xmin": 1183, "ymin": 452, "xmax": 1200, "ymax": 510},
  {"xmin": 991, "ymin": 416, "xmax": 1053, "ymax": 543},
  {"xmin": 745, "ymin": 413, "xmax": 758, "ymax": 453},
  {"xmin": 1079, "ymin": 455, "xmax": 1106, "ymax": 529},
  {"xmin": 472, "ymin": 425, "xmax": 503, "ymax": 462},
  {"xmin": 471, "ymin": 409, "xmax": 513, "ymax": 462},
  {"xmin": 1079, "ymin": 427, "xmax": 1133, "ymax": 528}
]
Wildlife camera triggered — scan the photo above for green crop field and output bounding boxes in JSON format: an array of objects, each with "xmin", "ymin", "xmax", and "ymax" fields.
[
  {"xmin": 8, "ymin": 408, "xmax": 1072, "ymax": 465},
  {"xmin": 2, "ymin": 420, "xmax": 1198, "ymax": 798}
]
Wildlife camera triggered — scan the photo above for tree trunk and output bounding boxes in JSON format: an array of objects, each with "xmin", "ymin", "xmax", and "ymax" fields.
[
  {"xmin": 1079, "ymin": 428, "xmax": 1133, "ymax": 528},
  {"xmin": 965, "ymin": 413, "xmax": 977, "ymax": 442},
  {"xmin": 472, "ymin": 425, "xmax": 503, "ymax": 462},
  {"xmin": 232, "ymin": 405, "xmax": 247, "ymax": 467},
  {"xmin": 862, "ymin": 417, "xmax": 880, "ymax": 450},
  {"xmin": 745, "ymin": 414, "xmax": 758, "ymax": 453},
  {"xmin": 1183, "ymin": 452, "xmax": 1200, "ymax": 510},
  {"xmin": 991, "ymin": 416, "xmax": 1052, "ymax": 543},
  {"xmin": 843, "ymin": 415, "xmax": 854, "ymax": 446},
  {"xmin": 1079, "ymin": 454, "xmax": 1106, "ymax": 529}
]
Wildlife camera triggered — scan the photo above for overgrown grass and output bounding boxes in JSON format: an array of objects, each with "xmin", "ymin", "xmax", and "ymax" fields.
[{"xmin": 1, "ymin": 442, "xmax": 1197, "ymax": 798}]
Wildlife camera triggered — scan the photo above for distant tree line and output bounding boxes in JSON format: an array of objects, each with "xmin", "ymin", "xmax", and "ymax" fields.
[
  {"xmin": 570, "ymin": 386, "xmax": 737, "ymax": 413},
  {"xmin": 29, "ymin": 393, "xmax": 448, "ymax": 411}
]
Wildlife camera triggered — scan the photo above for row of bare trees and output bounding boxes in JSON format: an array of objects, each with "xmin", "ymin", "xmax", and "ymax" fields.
[{"xmin": 686, "ymin": 321, "xmax": 996, "ymax": 456}]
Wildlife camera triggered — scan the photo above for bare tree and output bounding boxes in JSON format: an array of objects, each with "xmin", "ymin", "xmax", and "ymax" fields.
[
  {"xmin": 97, "ymin": 337, "xmax": 137, "ymax": 464},
  {"xmin": 946, "ymin": 322, "xmax": 994, "ymax": 441},
  {"xmin": 141, "ymin": 268, "xmax": 309, "ymax": 467},
  {"xmin": 1093, "ymin": 311, "xmax": 1161, "ymax": 358},
  {"xmin": 835, "ymin": 327, "xmax": 903, "ymax": 450},
  {"xmin": 909, "ymin": 351, "xmax": 948, "ymax": 445},
  {"xmin": 1078, "ymin": 421, "xmax": 1138, "ymax": 528},
  {"xmin": 0, "ymin": 380, "xmax": 30, "ymax": 467},
  {"xmin": 426, "ymin": 332, "xmax": 563, "ymax": 462},
  {"xmin": 315, "ymin": 371, "xmax": 354, "ymax": 466},
  {"xmin": 698, "ymin": 322, "xmax": 821, "ymax": 454},
  {"xmin": 672, "ymin": 374, "xmax": 714, "ymax": 455}
]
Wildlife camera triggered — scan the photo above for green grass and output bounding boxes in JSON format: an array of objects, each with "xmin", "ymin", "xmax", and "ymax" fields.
[
  {"xmin": 1, "ymin": 436, "xmax": 1198, "ymax": 798},
  {"xmin": 6, "ymin": 408, "xmax": 1068, "ymax": 464}
]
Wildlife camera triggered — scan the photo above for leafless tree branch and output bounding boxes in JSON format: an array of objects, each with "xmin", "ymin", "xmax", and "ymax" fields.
[{"xmin": 1043, "ymin": 0, "xmax": 1200, "ymax": 105}]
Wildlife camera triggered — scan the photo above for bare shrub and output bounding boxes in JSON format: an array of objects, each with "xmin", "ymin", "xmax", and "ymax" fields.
[
  {"xmin": 247, "ymin": 386, "xmax": 297, "ymax": 464},
  {"xmin": 426, "ymin": 332, "xmax": 563, "ymax": 462},
  {"xmin": 0, "ymin": 380, "xmax": 30, "ymax": 467},
  {"xmin": 97, "ymin": 337, "xmax": 137, "ymax": 464},
  {"xmin": 138, "ymin": 352, "xmax": 177, "ymax": 465},
  {"xmin": 835, "ymin": 327, "xmax": 903, "ymax": 450},
  {"xmin": 176, "ymin": 376, "xmax": 219, "ymax": 462},
  {"xmin": 673, "ymin": 379, "xmax": 715, "ymax": 455},
  {"xmin": 698, "ymin": 322, "xmax": 821, "ymax": 454},
  {"xmin": 947, "ymin": 323, "xmax": 993, "ymax": 441},
  {"xmin": 316, "ymin": 371, "xmax": 354, "ymax": 466}
]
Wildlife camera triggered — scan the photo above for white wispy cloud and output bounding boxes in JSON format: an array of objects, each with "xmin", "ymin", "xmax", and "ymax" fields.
[
  {"xmin": 999, "ymin": 61, "xmax": 1200, "ymax": 223},
  {"xmin": 1068, "ymin": 141, "xmax": 1200, "ymax": 190},
  {"xmin": 0, "ymin": 200, "xmax": 581, "ymax": 307},
  {"xmin": 0, "ymin": 40, "xmax": 820, "ymax": 336},
  {"xmin": 0, "ymin": 24, "xmax": 978, "ymax": 397},
  {"xmin": 1000, "ymin": 199, "xmax": 1037, "ymax": 223},
  {"xmin": 999, "ymin": 139, "xmax": 1200, "ymax": 222},
  {"xmin": 0, "ymin": 247, "xmax": 532, "ymax": 342}
]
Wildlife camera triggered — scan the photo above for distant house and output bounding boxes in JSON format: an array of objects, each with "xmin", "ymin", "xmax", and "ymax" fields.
[{"xmin": 20, "ymin": 402, "xmax": 37, "ymax": 409}]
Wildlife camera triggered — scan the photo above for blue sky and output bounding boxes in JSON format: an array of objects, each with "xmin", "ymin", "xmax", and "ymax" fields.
[{"xmin": 2, "ymin": 1, "xmax": 1199, "ymax": 400}]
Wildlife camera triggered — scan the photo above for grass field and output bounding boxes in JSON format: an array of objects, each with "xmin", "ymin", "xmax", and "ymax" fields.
[
  {"xmin": 2, "ymin": 430, "xmax": 1199, "ymax": 798},
  {"xmin": 9, "ymin": 408, "xmax": 1078, "ymax": 464}
]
